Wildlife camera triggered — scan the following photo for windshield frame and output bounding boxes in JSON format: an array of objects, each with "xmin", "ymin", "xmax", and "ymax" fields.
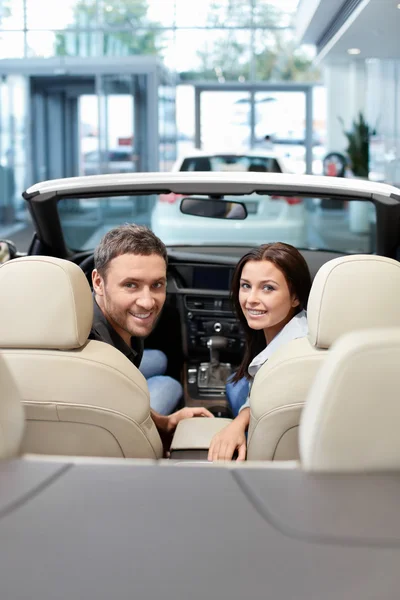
[{"xmin": 24, "ymin": 187, "xmax": 400, "ymax": 259}]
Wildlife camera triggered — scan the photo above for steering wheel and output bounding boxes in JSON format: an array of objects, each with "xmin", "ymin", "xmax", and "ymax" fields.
[
  {"xmin": 78, "ymin": 255, "xmax": 95, "ymax": 286},
  {"xmin": 0, "ymin": 239, "xmax": 17, "ymax": 262}
]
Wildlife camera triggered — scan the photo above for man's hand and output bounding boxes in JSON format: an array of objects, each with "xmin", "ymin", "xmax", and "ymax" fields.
[{"xmin": 166, "ymin": 406, "xmax": 214, "ymax": 434}]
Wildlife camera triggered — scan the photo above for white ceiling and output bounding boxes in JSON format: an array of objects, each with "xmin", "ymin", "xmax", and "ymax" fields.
[
  {"xmin": 296, "ymin": 0, "xmax": 400, "ymax": 63},
  {"xmin": 295, "ymin": 0, "xmax": 346, "ymax": 44}
]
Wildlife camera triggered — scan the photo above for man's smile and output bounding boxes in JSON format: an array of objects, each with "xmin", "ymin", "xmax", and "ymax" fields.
[{"xmin": 129, "ymin": 311, "xmax": 154, "ymax": 321}]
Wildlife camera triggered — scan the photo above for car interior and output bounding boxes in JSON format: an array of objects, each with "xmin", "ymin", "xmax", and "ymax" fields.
[
  {"xmin": 75, "ymin": 245, "xmax": 363, "ymax": 419},
  {"xmin": 1, "ymin": 173, "xmax": 400, "ymax": 596},
  {"xmin": 2, "ymin": 251, "xmax": 400, "ymax": 462},
  {"xmin": 0, "ymin": 174, "xmax": 398, "ymax": 459}
]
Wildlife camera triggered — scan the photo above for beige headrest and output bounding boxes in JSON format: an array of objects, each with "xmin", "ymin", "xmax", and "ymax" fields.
[
  {"xmin": 0, "ymin": 256, "xmax": 93, "ymax": 349},
  {"xmin": 300, "ymin": 328, "xmax": 400, "ymax": 472},
  {"xmin": 0, "ymin": 356, "xmax": 24, "ymax": 458},
  {"xmin": 308, "ymin": 255, "xmax": 400, "ymax": 348}
]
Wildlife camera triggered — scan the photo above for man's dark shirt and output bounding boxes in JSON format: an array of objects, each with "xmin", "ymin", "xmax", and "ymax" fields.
[{"xmin": 89, "ymin": 298, "xmax": 144, "ymax": 368}]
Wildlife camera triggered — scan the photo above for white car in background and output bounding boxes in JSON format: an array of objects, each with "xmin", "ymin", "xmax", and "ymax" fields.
[{"xmin": 151, "ymin": 150, "xmax": 307, "ymax": 246}]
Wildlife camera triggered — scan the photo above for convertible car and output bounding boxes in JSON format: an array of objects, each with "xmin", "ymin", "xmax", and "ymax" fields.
[{"xmin": 1, "ymin": 171, "xmax": 400, "ymax": 598}]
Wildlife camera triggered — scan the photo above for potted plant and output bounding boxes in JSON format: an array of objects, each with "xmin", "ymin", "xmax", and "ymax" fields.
[
  {"xmin": 340, "ymin": 112, "xmax": 376, "ymax": 179},
  {"xmin": 340, "ymin": 112, "xmax": 377, "ymax": 235}
]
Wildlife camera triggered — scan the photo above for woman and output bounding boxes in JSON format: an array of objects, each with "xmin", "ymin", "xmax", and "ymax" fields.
[{"xmin": 208, "ymin": 242, "xmax": 312, "ymax": 462}]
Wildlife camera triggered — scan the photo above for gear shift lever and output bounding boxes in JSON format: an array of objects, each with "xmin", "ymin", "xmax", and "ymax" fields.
[
  {"xmin": 206, "ymin": 336, "xmax": 228, "ymax": 366},
  {"xmin": 197, "ymin": 336, "xmax": 232, "ymax": 391}
]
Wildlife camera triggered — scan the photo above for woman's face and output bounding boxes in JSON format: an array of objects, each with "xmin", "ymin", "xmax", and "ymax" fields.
[{"xmin": 239, "ymin": 259, "xmax": 300, "ymax": 343}]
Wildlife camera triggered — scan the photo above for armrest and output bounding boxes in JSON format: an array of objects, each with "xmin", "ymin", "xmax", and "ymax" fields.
[{"xmin": 171, "ymin": 417, "xmax": 232, "ymax": 452}]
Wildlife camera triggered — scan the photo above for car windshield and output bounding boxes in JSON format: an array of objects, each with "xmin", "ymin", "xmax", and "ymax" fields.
[
  {"xmin": 57, "ymin": 192, "xmax": 376, "ymax": 254},
  {"xmin": 180, "ymin": 155, "xmax": 282, "ymax": 173}
]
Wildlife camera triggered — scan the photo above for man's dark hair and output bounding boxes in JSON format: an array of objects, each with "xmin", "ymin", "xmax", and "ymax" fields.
[{"xmin": 94, "ymin": 224, "xmax": 168, "ymax": 278}]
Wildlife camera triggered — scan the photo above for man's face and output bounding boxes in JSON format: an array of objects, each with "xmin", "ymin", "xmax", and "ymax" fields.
[{"xmin": 93, "ymin": 253, "xmax": 167, "ymax": 342}]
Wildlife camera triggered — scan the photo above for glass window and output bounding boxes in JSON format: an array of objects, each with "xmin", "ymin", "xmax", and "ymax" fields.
[
  {"xmin": 57, "ymin": 193, "xmax": 376, "ymax": 255},
  {"xmin": 88, "ymin": 76, "xmax": 136, "ymax": 175},
  {"xmin": 0, "ymin": 75, "xmax": 30, "ymax": 247},
  {"xmin": 0, "ymin": 32, "xmax": 24, "ymax": 59},
  {"xmin": 253, "ymin": 28, "xmax": 318, "ymax": 83},
  {"xmin": 173, "ymin": 0, "xmax": 214, "ymax": 27},
  {"xmin": 312, "ymin": 85, "xmax": 327, "ymax": 176},
  {"xmin": 0, "ymin": 80, "xmax": 11, "ymax": 157},
  {"xmin": 79, "ymin": 95, "xmax": 99, "ymax": 176},
  {"xmin": 0, "ymin": 0, "xmax": 24, "ymax": 30},
  {"xmin": 200, "ymin": 0, "xmax": 252, "ymax": 28},
  {"xmin": 100, "ymin": 28, "xmax": 166, "ymax": 56},
  {"xmin": 176, "ymin": 85, "xmax": 196, "ymax": 158},
  {"xmin": 175, "ymin": 29, "xmax": 251, "ymax": 81},
  {"xmin": 253, "ymin": 28, "xmax": 291, "ymax": 81},
  {"xmin": 158, "ymin": 85, "xmax": 177, "ymax": 171},
  {"xmin": 253, "ymin": 0, "xmax": 295, "ymax": 27},
  {"xmin": 366, "ymin": 60, "xmax": 400, "ymax": 185},
  {"xmin": 99, "ymin": 0, "xmax": 161, "ymax": 28},
  {"xmin": 27, "ymin": 30, "xmax": 99, "ymax": 58},
  {"xmin": 26, "ymin": 0, "xmax": 97, "ymax": 29},
  {"xmin": 254, "ymin": 90, "xmax": 306, "ymax": 173},
  {"xmin": 26, "ymin": 31, "xmax": 56, "ymax": 58},
  {"xmin": 200, "ymin": 91, "xmax": 251, "ymax": 149},
  {"xmin": 58, "ymin": 194, "xmax": 156, "ymax": 250},
  {"xmin": 147, "ymin": 0, "xmax": 176, "ymax": 27}
]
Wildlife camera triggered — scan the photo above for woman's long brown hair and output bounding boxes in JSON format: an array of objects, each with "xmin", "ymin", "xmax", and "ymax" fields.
[{"xmin": 230, "ymin": 242, "xmax": 312, "ymax": 382}]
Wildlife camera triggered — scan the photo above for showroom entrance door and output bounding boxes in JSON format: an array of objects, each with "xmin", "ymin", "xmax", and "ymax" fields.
[
  {"xmin": 194, "ymin": 83, "xmax": 315, "ymax": 174},
  {"xmin": 31, "ymin": 76, "xmax": 92, "ymax": 183},
  {"xmin": 30, "ymin": 74, "xmax": 149, "ymax": 184}
]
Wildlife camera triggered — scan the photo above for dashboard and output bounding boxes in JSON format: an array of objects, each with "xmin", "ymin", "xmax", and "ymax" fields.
[
  {"xmin": 167, "ymin": 260, "xmax": 243, "ymax": 360},
  {"xmin": 170, "ymin": 263, "xmax": 234, "ymax": 292},
  {"xmin": 160, "ymin": 256, "xmax": 246, "ymax": 409}
]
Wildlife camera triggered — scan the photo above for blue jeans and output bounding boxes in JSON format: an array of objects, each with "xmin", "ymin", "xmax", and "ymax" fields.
[
  {"xmin": 140, "ymin": 349, "xmax": 182, "ymax": 416},
  {"xmin": 226, "ymin": 375, "xmax": 250, "ymax": 417}
]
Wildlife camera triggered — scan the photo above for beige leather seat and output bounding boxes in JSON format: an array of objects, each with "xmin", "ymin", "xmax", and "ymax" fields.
[
  {"xmin": 247, "ymin": 254, "xmax": 400, "ymax": 461},
  {"xmin": 0, "ymin": 356, "xmax": 25, "ymax": 459},
  {"xmin": 0, "ymin": 256, "xmax": 163, "ymax": 459},
  {"xmin": 300, "ymin": 328, "xmax": 400, "ymax": 472}
]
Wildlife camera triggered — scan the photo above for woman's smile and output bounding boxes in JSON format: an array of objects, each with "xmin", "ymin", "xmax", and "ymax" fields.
[{"xmin": 246, "ymin": 308, "xmax": 267, "ymax": 317}]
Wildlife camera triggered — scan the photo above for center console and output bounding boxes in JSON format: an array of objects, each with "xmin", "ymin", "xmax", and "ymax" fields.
[
  {"xmin": 185, "ymin": 302, "xmax": 244, "ymax": 401},
  {"xmin": 170, "ymin": 262, "xmax": 245, "ymax": 414}
]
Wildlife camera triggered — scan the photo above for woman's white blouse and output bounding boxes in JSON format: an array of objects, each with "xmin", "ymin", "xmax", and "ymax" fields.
[{"xmin": 239, "ymin": 309, "xmax": 308, "ymax": 412}]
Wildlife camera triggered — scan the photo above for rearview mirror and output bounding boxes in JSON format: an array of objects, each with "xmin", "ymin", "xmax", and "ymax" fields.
[{"xmin": 180, "ymin": 197, "xmax": 247, "ymax": 220}]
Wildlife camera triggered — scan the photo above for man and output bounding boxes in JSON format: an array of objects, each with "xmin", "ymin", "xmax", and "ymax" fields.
[
  {"xmin": 90, "ymin": 223, "xmax": 214, "ymax": 438},
  {"xmin": 261, "ymin": 134, "xmax": 274, "ymax": 151}
]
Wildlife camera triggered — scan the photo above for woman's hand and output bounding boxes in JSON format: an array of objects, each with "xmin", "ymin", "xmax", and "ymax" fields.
[{"xmin": 208, "ymin": 409, "xmax": 250, "ymax": 462}]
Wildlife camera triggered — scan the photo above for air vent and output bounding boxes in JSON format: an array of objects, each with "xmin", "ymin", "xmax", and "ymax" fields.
[
  {"xmin": 185, "ymin": 296, "xmax": 232, "ymax": 313},
  {"xmin": 221, "ymin": 298, "xmax": 232, "ymax": 312}
]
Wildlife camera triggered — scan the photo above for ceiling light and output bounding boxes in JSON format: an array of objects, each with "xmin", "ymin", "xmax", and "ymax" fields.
[
  {"xmin": 347, "ymin": 48, "xmax": 361, "ymax": 55},
  {"xmin": 397, "ymin": 3, "xmax": 400, "ymax": 8}
]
